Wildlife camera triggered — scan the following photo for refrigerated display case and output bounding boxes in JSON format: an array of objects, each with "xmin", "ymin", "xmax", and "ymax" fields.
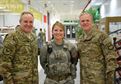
[{"xmin": 64, "ymin": 25, "xmax": 77, "ymax": 39}]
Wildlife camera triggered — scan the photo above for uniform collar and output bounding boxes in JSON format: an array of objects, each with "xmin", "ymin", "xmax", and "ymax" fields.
[
  {"xmin": 79, "ymin": 25, "xmax": 97, "ymax": 41},
  {"xmin": 16, "ymin": 27, "xmax": 35, "ymax": 41}
]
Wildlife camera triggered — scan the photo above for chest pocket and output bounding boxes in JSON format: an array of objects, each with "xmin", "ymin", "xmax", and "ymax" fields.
[
  {"xmin": 47, "ymin": 45, "xmax": 71, "ymax": 76},
  {"xmin": 79, "ymin": 37, "xmax": 102, "ymax": 57},
  {"xmin": 49, "ymin": 49, "xmax": 70, "ymax": 64},
  {"xmin": 17, "ymin": 43, "xmax": 31, "ymax": 54}
]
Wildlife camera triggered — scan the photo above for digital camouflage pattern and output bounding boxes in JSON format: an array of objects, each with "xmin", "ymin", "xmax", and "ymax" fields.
[
  {"xmin": 40, "ymin": 39, "xmax": 78, "ymax": 84},
  {"xmin": 77, "ymin": 26, "xmax": 117, "ymax": 84},
  {"xmin": 0, "ymin": 27, "xmax": 38, "ymax": 84}
]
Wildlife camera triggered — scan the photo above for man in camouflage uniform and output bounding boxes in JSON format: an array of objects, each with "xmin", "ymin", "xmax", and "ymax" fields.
[
  {"xmin": 77, "ymin": 13, "xmax": 117, "ymax": 84},
  {"xmin": 0, "ymin": 11, "xmax": 38, "ymax": 84}
]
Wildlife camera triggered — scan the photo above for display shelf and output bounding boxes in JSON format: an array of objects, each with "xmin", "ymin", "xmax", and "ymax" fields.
[
  {"xmin": 99, "ymin": 17, "xmax": 121, "ymax": 40},
  {"xmin": 99, "ymin": 16, "xmax": 121, "ymax": 34},
  {"xmin": 0, "ymin": 26, "xmax": 15, "ymax": 34},
  {"xmin": 0, "ymin": 26, "xmax": 15, "ymax": 39}
]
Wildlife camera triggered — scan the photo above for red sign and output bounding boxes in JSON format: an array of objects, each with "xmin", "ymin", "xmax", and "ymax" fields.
[{"xmin": 44, "ymin": 15, "xmax": 47, "ymax": 23}]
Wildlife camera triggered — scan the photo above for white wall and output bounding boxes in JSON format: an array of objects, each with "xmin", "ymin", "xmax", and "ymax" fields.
[
  {"xmin": 4, "ymin": 13, "xmax": 20, "ymax": 26},
  {"xmin": 0, "ymin": 13, "xmax": 20, "ymax": 27},
  {"xmin": 0, "ymin": 13, "xmax": 44, "ymax": 36},
  {"xmin": 100, "ymin": 0, "xmax": 121, "ymax": 18},
  {"xmin": 0, "ymin": 15, "xmax": 4, "ymax": 26}
]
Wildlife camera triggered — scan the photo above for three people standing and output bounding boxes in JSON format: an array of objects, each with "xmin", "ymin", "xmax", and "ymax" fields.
[{"xmin": 0, "ymin": 11, "xmax": 117, "ymax": 84}]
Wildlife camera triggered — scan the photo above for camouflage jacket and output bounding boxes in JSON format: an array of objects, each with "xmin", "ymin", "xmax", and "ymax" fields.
[
  {"xmin": 0, "ymin": 28, "xmax": 38, "ymax": 84},
  {"xmin": 40, "ymin": 39, "xmax": 78, "ymax": 79},
  {"xmin": 77, "ymin": 27, "xmax": 117, "ymax": 84}
]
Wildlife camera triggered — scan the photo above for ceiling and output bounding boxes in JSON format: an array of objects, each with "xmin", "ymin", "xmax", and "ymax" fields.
[
  {"xmin": 0, "ymin": 0, "xmax": 105, "ymax": 20},
  {"xmin": 40, "ymin": 0, "xmax": 90, "ymax": 20},
  {"xmin": 29, "ymin": 0, "xmax": 106, "ymax": 20},
  {"xmin": 21, "ymin": 0, "xmax": 91, "ymax": 20}
]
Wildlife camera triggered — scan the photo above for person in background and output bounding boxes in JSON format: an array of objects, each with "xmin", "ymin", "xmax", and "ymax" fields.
[
  {"xmin": 0, "ymin": 11, "xmax": 38, "ymax": 84},
  {"xmin": 77, "ymin": 12, "xmax": 117, "ymax": 84},
  {"xmin": 38, "ymin": 28, "xmax": 45, "ymax": 54},
  {"xmin": 40, "ymin": 21, "xmax": 78, "ymax": 84}
]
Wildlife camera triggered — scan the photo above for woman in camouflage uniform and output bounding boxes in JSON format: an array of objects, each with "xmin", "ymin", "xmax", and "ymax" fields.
[
  {"xmin": 77, "ymin": 13, "xmax": 117, "ymax": 84},
  {"xmin": 40, "ymin": 21, "xmax": 78, "ymax": 84},
  {"xmin": 0, "ymin": 11, "xmax": 38, "ymax": 84}
]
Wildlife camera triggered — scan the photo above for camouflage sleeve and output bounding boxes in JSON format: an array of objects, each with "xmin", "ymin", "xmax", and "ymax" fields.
[
  {"xmin": 0, "ymin": 33, "xmax": 16, "ymax": 75},
  {"xmin": 100, "ymin": 32, "xmax": 117, "ymax": 84},
  {"xmin": 40, "ymin": 44, "xmax": 48, "ymax": 70}
]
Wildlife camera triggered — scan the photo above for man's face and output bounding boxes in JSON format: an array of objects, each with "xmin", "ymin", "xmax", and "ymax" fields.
[
  {"xmin": 79, "ymin": 14, "xmax": 93, "ymax": 32},
  {"xmin": 20, "ymin": 14, "xmax": 34, "ymax": 33}
]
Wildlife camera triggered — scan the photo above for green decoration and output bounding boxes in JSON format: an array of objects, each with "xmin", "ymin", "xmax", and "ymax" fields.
[
  {"xmin": 84, "ymin": 7, "xmax": 101, "ymax": 23},
  {"xmin": 75, "ymin": 23, "xmax": 84, "ymax": 39}
]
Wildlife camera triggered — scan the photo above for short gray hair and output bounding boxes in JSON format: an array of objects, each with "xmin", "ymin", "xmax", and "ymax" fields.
[{"xmin": 19, "ymin": 11, "xmax": 34, "ymax": 22}]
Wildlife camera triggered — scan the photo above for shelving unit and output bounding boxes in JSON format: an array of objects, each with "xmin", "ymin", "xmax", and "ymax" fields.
[
  {"xmin": 99, "ymin": 17, "xmax": 121, "ymax": 33},
  {"xmin": 99, "ymin": 16, "xmax": 121, "ymax": 41},
  {"xmin": 0, "ymin": 26, "xmax": 15, "ymax": 39}
]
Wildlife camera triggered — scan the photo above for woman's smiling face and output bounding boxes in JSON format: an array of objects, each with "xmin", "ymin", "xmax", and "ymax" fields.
[{"xmin": 52, "ymin": 25, "xmax": 64, "ymax": 41}]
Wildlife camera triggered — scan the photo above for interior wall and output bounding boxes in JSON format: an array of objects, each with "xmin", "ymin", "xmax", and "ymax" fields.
[
  {"xmin": 4, "ymin": 14, "xmax": 20, "ymax": 27},
  {"xmin": 0, "ymin": 13, "xmax": 20, "ymax": 27},
  {"xmin": 0, "ymin": 15, "xmax": 4, "ymax": 26},
  {"xmin": 0, "ymin": 13, "xmax": 44, "ymax": 35}
]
